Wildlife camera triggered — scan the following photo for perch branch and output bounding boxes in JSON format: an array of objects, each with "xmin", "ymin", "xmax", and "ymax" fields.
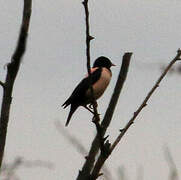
[{"xmin": 0, "ymin": 0, "xmax": 32, "ymax": 169}]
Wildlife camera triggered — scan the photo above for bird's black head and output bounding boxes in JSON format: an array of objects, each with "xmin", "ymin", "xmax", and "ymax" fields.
[{"xmin": 93, "ymin": 56, "xmax": 115, "ymax": 69}]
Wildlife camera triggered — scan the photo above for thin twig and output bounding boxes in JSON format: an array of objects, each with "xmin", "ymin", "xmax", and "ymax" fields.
[
  {"xmin": 110, "ymin": 49, "xmax": 181, "ymax": 152},
  {"xmin": 0, "ymin": 0, "xmax": 32, "ymax": 169},
  {"xmin": 82, "ymin": 0, "xmax": 99, "ymax": 123}
]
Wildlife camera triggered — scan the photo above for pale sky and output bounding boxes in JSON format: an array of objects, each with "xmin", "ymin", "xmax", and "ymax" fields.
[{"xmin": 0, "ymin": 0, "xmax": 181, "ymax": 179}]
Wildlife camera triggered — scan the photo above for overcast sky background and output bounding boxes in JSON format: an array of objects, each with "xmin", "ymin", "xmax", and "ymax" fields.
[{"xmin": 0, "ymin": 0, "xmax": 181, "ymax": 179}]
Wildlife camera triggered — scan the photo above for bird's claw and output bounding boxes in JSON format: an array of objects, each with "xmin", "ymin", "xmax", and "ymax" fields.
[
  {"xmin": 89, "ymin": 102, "xmax": 98, "ymax": 109},
  {"xmin": 89, "ymin": 104, "xmax": 94, "ymax": 109}
]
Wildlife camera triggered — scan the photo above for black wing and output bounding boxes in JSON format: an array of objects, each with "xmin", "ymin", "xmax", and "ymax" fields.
[{"xmin": 62, "ymin": 68, "xmax": 102, "ymax": 108}]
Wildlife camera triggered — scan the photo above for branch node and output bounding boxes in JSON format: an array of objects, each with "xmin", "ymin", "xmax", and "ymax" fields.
[
  {"xmin": 119, "ymin": 128, "xmax": 125, "ymax": 132},
  {"xmin": 101, "ymin": 140, "xmax": 111, "ymax": 157},
  {"xmin": 97, "ymin": 173, "xmax": 103, "ymax": 177},
  {"xmin": 88, "ymin": 35, "xmax": 95, "ymax": 41},
  {"xmin": 92, "ymin": 114, "xmax": 100, "ymax": 123},
  {"xmin": 85, "ymin": 156, "xmax": 89, "ymax": 160},
  {"xmin": 143, "ymin": 103, "xmax": 147, "ymax": 107}
]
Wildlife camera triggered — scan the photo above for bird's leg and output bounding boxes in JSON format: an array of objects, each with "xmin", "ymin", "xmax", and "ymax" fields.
[{"xmin": 84, "ymin": 105, "xmax": 95, "ymax": 114}]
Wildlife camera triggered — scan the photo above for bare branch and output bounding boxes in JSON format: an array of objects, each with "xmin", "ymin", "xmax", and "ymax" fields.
[
  {"xmin": 0, "ymin": 0, "xmax": 32, "ymax": 169},
  {"xmin": 110, "ymin": 49, "xmax": 181, "ymax": 152}
]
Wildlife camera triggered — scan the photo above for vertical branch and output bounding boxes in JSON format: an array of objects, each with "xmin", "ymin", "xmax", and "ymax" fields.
[
  {"xmin": 82, "ymin": 0, "xmax": 94, "ymax": 75},
  {"xmin": 0, "ymin": 0, "xmax": 32, "ymax": 169}
]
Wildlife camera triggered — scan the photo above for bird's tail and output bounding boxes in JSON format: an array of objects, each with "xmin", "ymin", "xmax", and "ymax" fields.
[
  {"xmin": 62, "ymin": 98, "xmax": 71, "ymax": 109},
  {"xmin": 65, "ymin": 104, "xmax": 78, "ymax": 126}
]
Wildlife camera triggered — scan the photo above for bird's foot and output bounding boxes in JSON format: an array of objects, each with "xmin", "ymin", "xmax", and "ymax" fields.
[
  {"xmin": 89, "ymin": 101, "xmax": 98, "ymax": 109},
  {"xmin": 84, "ymin": 105, "xmax": 95, "ymax": 114},
  {"xmin": 89, "ymin": 104, "xmax": 94, "ymax": 109},
  {"xmin": 84, "ymin": 105, "xmax": 101, "ymax": 116}
]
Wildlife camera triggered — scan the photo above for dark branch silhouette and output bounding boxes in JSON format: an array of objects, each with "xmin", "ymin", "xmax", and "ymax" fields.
[{"xmin": 0, "ymin": 0, "xmax": 32, "ymax": 169}]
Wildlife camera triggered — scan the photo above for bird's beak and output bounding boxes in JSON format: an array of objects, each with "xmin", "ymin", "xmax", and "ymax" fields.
[{"xmin": 111, "ymin": 63, "xmax": 116, "ymax": 66}]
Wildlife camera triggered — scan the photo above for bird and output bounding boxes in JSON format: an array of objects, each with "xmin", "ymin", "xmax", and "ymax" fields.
[{"xmin": 62, "ymin": 56, "xmax": 115, "ymax": 126}]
